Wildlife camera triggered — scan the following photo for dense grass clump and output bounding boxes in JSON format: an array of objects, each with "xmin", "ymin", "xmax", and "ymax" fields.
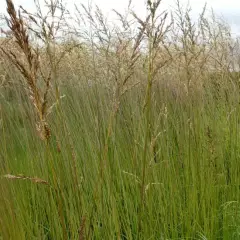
[{"xmin": 1, "ymin": 0, "xmax": 240, "ymax": 239}]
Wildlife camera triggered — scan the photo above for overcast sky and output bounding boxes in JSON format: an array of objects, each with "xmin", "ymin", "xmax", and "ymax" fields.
[{"xmin": 1, "ymin": 0, "xmax": 240, "ymax": 35}]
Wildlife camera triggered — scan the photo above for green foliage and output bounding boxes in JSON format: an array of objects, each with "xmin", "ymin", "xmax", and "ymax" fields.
[{"xmin": 1, "ymin": 76, "xmax": 240, "ymax": 239}]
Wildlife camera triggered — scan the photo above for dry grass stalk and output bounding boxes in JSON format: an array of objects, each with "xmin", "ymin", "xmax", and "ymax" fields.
[
  {"xmin": 0, "ymin": 0, "xmax": 51, "ymax": 140},
  {"xmin": 78, "ymin": 215, "xmax": 86, "ymax": 240},
  {"xmin": 2, "ymin": 174, "xmax": 49, "ymax": 185}
]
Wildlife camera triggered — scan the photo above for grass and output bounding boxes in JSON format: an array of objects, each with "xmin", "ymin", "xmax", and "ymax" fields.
[{"xmin": 1, "ymin": 0, "xmax": 240, "ymax": 239}]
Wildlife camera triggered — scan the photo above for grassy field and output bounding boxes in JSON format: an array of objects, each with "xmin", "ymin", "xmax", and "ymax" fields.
[{"xmin": 1, "ymin": 0, "xmax": 240, "ymax": 239}]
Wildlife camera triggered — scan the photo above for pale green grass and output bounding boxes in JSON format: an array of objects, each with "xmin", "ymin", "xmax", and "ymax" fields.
[{"xmin": 1, "ymin": 74, "xmax": 240, "ymax": 239}]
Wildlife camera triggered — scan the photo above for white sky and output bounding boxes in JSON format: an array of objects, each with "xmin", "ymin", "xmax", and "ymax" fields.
[{"xmin": 1, "ymin": 0, "xmax": 240, "ymax": 35}]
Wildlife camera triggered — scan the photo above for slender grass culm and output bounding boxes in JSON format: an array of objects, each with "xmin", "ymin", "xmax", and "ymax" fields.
[{"xmin": 1, "ymin": 0, "xmax": 240, "ymax": 239}]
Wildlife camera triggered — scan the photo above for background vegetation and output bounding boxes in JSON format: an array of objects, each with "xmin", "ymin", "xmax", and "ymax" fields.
[{"xmin": 1, "ymin": 0, "xmax": 240, "ymax": 239}]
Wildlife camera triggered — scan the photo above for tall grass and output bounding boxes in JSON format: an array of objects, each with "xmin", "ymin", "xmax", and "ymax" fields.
[{"xmin": 1, "ymin": 0, "xmax": 240, "ymax": 239}]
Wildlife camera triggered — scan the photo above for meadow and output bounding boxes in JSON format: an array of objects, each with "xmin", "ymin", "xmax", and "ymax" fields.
[{"xmin": 1, "ymin": 0, "xmax": 240, "ymax": 239}]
